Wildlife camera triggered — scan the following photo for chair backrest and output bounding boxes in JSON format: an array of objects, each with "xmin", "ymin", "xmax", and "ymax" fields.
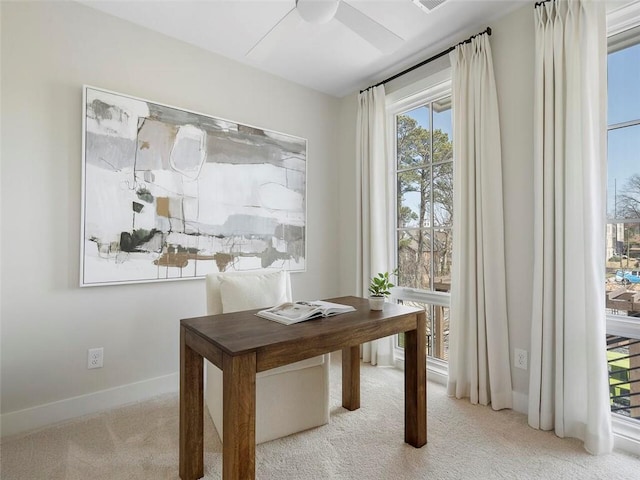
[{"xmin": 205, "ymin": 270, "xmax": 292, "ymax": 315}]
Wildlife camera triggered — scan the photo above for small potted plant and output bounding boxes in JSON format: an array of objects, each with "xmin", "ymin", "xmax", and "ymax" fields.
[{"xmin": 368, "ymin": 270, "xmax": 396, "ymax": 311}]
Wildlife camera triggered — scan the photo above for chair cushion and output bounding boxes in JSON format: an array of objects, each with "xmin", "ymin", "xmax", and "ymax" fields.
[{"xmin": 219, "ymin": 270, "xmax": 288, "ymax": 313}]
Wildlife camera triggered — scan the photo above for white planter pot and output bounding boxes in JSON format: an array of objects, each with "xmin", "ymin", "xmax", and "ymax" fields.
[{"xmin": 369, "ymin": 296, "xmax": 385, "ymax": 311}]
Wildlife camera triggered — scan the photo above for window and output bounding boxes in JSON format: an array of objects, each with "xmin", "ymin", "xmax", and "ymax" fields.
[
  {"xmin": 386, "ymin": 74, "xmax": 453, "ymax": 372},
  {"xmin": 606, "ymin": 16, "xmax": 640, "ymax": 440},
  {"xmin": 396, "ymin": 97, "xmax": 453, "ymax": 293}
]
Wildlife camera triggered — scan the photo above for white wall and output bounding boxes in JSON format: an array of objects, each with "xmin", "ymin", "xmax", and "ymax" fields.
[
  {"xmin": 337, "ymin": 4, "xmax": 536, "ymax": 409},
  {"xmin": 490, "ymin": 5, "xmax": 535, "ymax": 407},
  {"xmin": 0, "ymin": 1, "xmax": 341, "ymax": 435},
  {"xmin": 337, "ymin": 92, "xmax": 359, "ymax": 296},
  {"xmin": 0, "ymin": 0, "xmax": 538, "ymax": 436}
]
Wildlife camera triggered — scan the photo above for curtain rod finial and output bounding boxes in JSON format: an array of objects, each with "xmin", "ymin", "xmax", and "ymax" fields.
[{"xmin": 487, "ymin": 27, "xmax": 492, "ymax": 36}]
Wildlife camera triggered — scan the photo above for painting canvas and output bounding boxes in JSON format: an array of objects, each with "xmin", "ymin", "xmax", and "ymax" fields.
[{"xmin": 81, "ymin": 86, "xmax": 306, "ymax": 286}]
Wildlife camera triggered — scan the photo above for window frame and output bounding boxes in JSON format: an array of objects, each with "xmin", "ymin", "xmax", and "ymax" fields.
[
  {"xmin": 385, "ymin": 70, "xmax": 453, "ymax": 377},
  {"xmin": 606, "ymin": 0, "xmax": 640, "ymax": 454}
]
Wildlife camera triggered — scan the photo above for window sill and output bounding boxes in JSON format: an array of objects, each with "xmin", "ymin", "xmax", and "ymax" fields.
[
  {"xmin": 612, "ymin": 413, "xmax": 640, "ymax": 456},
  {"xmin": 391, "ymin": 287, "xmax": 450, "ymax": 307}
]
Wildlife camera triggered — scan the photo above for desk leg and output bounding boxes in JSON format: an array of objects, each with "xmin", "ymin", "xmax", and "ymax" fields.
[
  {"xmin": 179, "ymin": 326, "xmax": 204, "ymax": 480},
  {"xmin": 222, "ymin": 352, "xmax": 256, "ymax": 480},
  {"xmin": 405, "ymin": 311, "xmax": 427, "ymax": 447},
  {"xmin": 342, "ymin": 346, "xmax": 360, "ymax": 410}
]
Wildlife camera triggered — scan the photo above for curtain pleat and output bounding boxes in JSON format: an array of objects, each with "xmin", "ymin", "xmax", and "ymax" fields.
[
  {"xmin": 356, "ymin": 86, "xmax": 394, "ymax": 366},
  {"xmin": 529, "ymin": 0, "xmax": 612, "ymax": 455},
  {"xmin": 447, "ymin": 34, "xmax": 513, "ymax": 410}
]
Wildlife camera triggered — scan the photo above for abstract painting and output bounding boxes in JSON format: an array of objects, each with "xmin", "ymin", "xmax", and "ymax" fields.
[{"xmin": 81, "ymin": 86, "xmax": 306, "ymax": 286}]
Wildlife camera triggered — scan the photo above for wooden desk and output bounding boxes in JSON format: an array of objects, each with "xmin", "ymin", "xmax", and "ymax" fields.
[{"xmin": 179, "ymin": 296, "xmax": 426, "ymax": 480}]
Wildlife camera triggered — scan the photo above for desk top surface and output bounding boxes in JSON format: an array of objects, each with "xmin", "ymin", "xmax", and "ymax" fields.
[{"xmin": 181, "ymin": 296, "xmax": 421, "ymax": 357}]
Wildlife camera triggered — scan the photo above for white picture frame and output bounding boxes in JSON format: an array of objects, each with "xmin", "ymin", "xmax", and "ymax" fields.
[{"xmin": 80, "ymin": 86, "xmax": 307, "ymax": 287}]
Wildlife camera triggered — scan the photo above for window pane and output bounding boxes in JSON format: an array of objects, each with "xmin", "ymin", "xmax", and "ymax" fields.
[
  {"xmin": 397, "ymin": 229, "xmax": 431, "ymax": 290},
  {"xmin": 608, "ymin": 124, "xmax": 640, "ymax": 219},
  {"xmin": 606, "ymin": 222, "xmax": 640, "ymax": 310},
  {"xmin": 392, "ymin": 88, "xmax": 454, "ymax": 362},
  {"xmin": 397, "ymin": 301, "xmax": 449, "ymax": 361},
  {"xmin": 395, "ymin": 97, "xmax": 454, "ymax": 294},
  {"xmin": 608, "ymin": 41, "xmax": 640, "ymax": 125},
  {"xmin": 433, "ymin": 163, "xmax": 453, "ymax": 227},
  {"xmin": 397, "ymin": 108, "xmax": 431, "ymax": 170},
  {"xmin": 433, "ymin": 305, "xmax": 450, "ymax": 361},
  {"xmin": 607, "ymin": 334, "xmax": 640, "ymax": 419},
  {"xmin": 433, "ymin": 228, "xmax": 452, "ymax": 290},
  {"xmin": 398, "ymin": 168, "xmax": 430, "ymax": 228},
  {"xmin": 433, "ymin": 96, "xmax": 453, "ymax": 164},
  {"xmin": 606, "ymin": 30, "xmax": 640, "ymax": 435}
]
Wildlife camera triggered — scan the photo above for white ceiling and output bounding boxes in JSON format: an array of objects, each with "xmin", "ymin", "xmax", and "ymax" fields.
[{"xmin": 80, "ymin": 0, "xmax": 529, "ymax": 97}]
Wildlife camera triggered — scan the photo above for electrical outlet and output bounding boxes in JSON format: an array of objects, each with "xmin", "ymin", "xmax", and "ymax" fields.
[
  {"xmin": 88, "ymin": 347, "xmax": 104, "ymax": 369},
  {"xmin": 514, "ymin": 348, "xmax": 527, "ymax": 370}
]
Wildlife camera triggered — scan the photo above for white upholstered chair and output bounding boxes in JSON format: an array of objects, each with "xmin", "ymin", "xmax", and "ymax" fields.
[{"xmin": 204, "ymin": 270, "xmax": 330, "ymax": 444}]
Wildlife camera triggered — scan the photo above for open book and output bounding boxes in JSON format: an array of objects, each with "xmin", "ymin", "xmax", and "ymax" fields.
[{"xmin": 256, "ymin": 300, "xmax": 356, "ymax": 325}]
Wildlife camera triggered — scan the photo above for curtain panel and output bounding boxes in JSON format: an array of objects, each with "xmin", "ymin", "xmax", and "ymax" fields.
[
  {"xmin": 529, "ymin": 0, "xmax": 612, "ymax": 455},
  {"xmin": 356, "ymin": 85, "xmax": 395, "ymax": 366},
  {"xmin": 446, "ymin": 33, "xmax": 513, "ymax": 410}
]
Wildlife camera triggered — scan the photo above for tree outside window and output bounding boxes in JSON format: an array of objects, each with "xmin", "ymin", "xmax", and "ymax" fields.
[
  {"xmin": 394, "ymin": 96, "xmax": 453, "ymax": 361},
  {"xmin": 396, "ymin": 99, "xmax": 453, "ymax": 293}
]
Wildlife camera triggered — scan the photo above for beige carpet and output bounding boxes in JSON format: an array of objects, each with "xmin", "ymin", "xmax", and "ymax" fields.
[{"xmin": 2, "ymin": 356, "xmax": 640, "ymax": 480}]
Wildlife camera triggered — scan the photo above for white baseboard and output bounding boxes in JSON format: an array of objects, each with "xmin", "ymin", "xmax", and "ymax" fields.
[
  {"xmin": 426, "ymin": 365, "xmax": 448, "ymax": 386},
  {"xmin": 512, "ymin": 390, "xmax": 528, "ymax": 414},
  {"xmin": 3, "ymin": 370, "xmax": 639, "ymax": 457},
  {"xmin": 612, "ymin": 413, "xmax": 640, "ymax": 456},
  {"xmin": 509, "ymin": 392, "xmax": 639, "ymax": 456},
  {"xmin": 1, "ymin": 372, "xmax": 178, "ymax": 438}
]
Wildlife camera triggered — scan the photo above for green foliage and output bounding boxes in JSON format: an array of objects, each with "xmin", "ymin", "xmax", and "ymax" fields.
[
  {"xmin": 398, "ymin": 205, "xmax": 418, "ymax": 228},
  {"xmin": 368, "ymin": 270, "xmax": 397, "ymax": 297}
]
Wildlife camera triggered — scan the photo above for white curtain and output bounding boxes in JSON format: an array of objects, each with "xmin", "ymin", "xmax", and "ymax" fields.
[
  {"xmin": 356, "ymin": 85, "xmax": 395, "ymax": 366},
  {"xmin": 447, "ymin": 33, "xmax": 513, "ymax": 410},
  {"xmin": 529, "ymin": 0, "xmax": 612, "ymax": 455}
]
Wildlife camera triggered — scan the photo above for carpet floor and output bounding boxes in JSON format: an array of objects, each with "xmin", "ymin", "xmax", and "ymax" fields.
[{"xmin": 2, "ymin": 355, "xmax": 639, "ymax": 479}]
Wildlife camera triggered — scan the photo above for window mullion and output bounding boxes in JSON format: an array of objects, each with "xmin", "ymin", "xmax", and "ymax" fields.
[
  {"xmin": 429, "ymin": 101, "xmax": 435, "ymax": 291},
  {"xmin": 609, "ymin": 119, "xmax": 640, "ymax": 131}
]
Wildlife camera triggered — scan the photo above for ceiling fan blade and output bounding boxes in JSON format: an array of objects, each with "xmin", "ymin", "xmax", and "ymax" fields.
[
  {"xmin": 334, "ymin": 1, "xmax": 403, "ymax": 54},
  {"xmin": 246, "ymin": 7, "xmax": 300, "ymax": 62}
]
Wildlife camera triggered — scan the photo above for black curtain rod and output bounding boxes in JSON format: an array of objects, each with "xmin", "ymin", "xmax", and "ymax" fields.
[
  {"xmin": 360, "ymin": 27, "xmax": 492, "ymax": 94},
  {"xmin": 534, "ymin": 0, "xmax": 552, "ymax": 7}
]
